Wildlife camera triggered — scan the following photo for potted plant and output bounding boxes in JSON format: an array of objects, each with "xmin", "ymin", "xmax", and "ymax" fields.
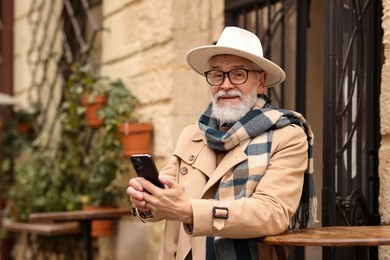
[
  {"xmin": 67, "ymin": 62, "xmax": 108, "ymax": 128},
  {"xmin": 6, "ymin": 84, "xmax": 91, "ymax": 222},
  {"xmin": 81, "ymin": 131, "xmax": 124, "ymax": 237},
  {"xmin": 63, "ymin": 62, "xmax": 130, "ymax": 236},
  {"xmin": 0, "ymin": 104, "xmax": 41, "ymax": 221},
  {"xmin": 80, "ymin": 79, "xmax": 111, "ymax": 128},
  {"xmin": 82, "ymin": 140, "xmax": 118, "ymax": 237},
  {"xmin": 13, "ymin": 106, "xmax": 40, "ymax": 134},
  {"xmin": 0, "ymin": 110, "xmax": 36, "ymax": 220},
  {"xmin": 99, "ymin": 79, "xmax": 153, "ymax": 157},
  {"xmin": 7, "ymin": 149, "xmax": 89, "ymax": 222},
  {"xmin": 5, "ymin": 61, "xmax": 118, "ymax": 223}
]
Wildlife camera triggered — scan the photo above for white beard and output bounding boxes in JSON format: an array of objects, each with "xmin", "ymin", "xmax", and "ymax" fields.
[{"xmin": 210, "ymin": 86, "xmax": 258, "ymax": 125}]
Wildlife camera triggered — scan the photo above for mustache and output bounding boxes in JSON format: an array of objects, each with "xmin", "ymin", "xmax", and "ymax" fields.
[{"xmin": 214, "ymin": 90, "xmax": 243, "ymax": 100}]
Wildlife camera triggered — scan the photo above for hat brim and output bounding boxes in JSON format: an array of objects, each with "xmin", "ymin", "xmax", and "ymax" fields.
[{"xmin": 186, "ymin": 45, "xmax": 286, "ymax": 87}]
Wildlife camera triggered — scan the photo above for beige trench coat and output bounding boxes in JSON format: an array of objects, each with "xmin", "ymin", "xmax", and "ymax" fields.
[{"xmin": 152, "ymin": 123, "xmax": 308, "ymax": 260}]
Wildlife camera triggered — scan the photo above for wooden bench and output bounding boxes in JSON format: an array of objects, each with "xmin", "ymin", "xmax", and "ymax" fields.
[
  {"xmin": 2, "ymin": 221, "xmax": 80, "ymax": 236},
  {"xmin": 1, "ymin": 221, "xmax": 81, "ymax": 259},
  {"xmin": 29, "ymin": 208, "xmax": 130, "ymax": 260}
]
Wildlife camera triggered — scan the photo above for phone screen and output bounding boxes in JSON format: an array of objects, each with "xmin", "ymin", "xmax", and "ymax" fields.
[{"xmin": 130, "ymin": 154, "xmax": 164, "ymax": 188}]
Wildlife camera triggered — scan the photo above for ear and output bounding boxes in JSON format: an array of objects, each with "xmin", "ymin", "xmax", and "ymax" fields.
[{"xmin": 257, "ymin": 72, "xmax": 267, "ymax": 94}]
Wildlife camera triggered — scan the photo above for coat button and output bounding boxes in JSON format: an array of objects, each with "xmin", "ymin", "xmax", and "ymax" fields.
[
  {"xmin": 180, "ymin": 167, "xmax": 188, "ymax": 174},
  {"xmin": 189, "ymin": 155, "xmax": 195, "ymax": 161}
]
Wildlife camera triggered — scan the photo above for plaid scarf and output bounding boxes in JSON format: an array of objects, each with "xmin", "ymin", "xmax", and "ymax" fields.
[{"xmin": 199, "ymin": 95, "xmax": 317, "ymax": 259}]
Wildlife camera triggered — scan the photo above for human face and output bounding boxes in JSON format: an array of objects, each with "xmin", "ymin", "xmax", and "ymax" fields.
[
  {"xmin": 209, "ymin": 55, "xmax": 265, "ymax": 107},
  {"xmin": 209, "ymin": 55, "xmax": 266, "ymax": 123}
]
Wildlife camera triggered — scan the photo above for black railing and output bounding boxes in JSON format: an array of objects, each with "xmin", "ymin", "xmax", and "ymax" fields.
[
  {"xmin": 323, "ymin": 0, "xmax": 382, "ymax": 259},
  {"xmin": 225, "ymin": 0, "xmax": 309, "ymax": 114},
  {"xmin": 26, "ymin": 0, "xmax": 103, "ymax": 146},
  {"xmin": 225, "ymin": 1, "xmax": 309, "ymax": 259}
]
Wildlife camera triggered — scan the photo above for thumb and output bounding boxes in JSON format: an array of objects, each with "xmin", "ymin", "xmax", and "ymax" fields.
[{"xmin": 158, "ymin": 175, "xmax": 176, "ymax": 188}]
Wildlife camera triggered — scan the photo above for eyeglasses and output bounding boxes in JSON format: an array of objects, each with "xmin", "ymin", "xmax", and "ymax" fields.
[{"xmin": 204, "ymin": 69, "xmax": 261, "ymax": 86}]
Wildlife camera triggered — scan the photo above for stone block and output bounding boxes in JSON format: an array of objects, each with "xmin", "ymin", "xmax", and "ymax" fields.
[
  {"xmin": 101, "ymin": 55, "xmax": 142, "ymax": 80},
  {"xmin": 152, "ymin": 115, "xmax": 176, "ymax": 156},
  {"xmin": 140, "ymin": 43, "xmax": 175, "ymax": 72},
  {"xmin": 102, "ymin": 13, "xmax": 142, "ymax": 64},
  {"xmin": 379, "ymin": 142, "xmax": 390, "ymax": 223},
  {"xmin": 172, "ymin": 69, "xmax": 210, "ymax": 117},
  {"xmin": 123, "ymin": 1, "xmax": 172, "ymax": 49},
  {"xmin": 13, "ymin": 58, "xmax": 31, "ymax": 96},
  {"xmin": 13, "ymin": 17, "xmax": 31, "ymax": 56},
  {"xmin": 14, "ymin": 0, "xmax": 33, "ymax": 18},
  {"xmin": 103, "ymin": 0, "xmax": 137, "ymax": 16},
  {"xmin": 127, "ymin": 67, "xmax": 173, "ymax": 105}
]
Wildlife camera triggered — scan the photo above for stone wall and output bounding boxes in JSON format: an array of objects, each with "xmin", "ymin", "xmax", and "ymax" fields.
[
  {"xmin": 101, "ymin": 0, "xmax": 224, "ymax": 258},
  {"xmin": 101, "ymin": 0, "xmax": 223, "ymax": 167},
  {"xmin": 12, "ymin": 0, "xmax": 224, "ymax": 259},
  {"xmin": 380, "ymin": 2, "xmax": 390, "ymax": 258}
]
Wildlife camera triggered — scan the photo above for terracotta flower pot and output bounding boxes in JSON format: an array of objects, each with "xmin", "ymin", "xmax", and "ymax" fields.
[
  {"xmin": 81, "ymin": 95, "xmax": 108, "ymax": 128},
  {"xmin": 117, "ymin": 123, "xmax": 153, "ymax": 157},
  {"xmin": 18, "ymin": 121, "xmax": 31, "ymax": 134},
  {"xmin": 83, "ymin": 205, "xmax": 115, "ymax": 237}
]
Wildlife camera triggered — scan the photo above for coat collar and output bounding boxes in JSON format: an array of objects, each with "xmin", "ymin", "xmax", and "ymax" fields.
[
  {"xmin": 174, "ymin": 124, "xmax": 250, "ymax": 197},
  {"xmin": 174, "ymin": 130, "xmax": 215, "ymax": 178}
]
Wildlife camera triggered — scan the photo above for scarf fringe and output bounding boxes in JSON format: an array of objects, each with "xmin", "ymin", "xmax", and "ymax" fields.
[{"xmin": 290, "ymin": 196, "xmax": 319, "ymax": 229}]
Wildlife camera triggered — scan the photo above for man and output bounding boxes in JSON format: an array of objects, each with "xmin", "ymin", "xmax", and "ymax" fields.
[{"xmin": 128, "ymin": 26, "xmax": 316, "ymax": 260}]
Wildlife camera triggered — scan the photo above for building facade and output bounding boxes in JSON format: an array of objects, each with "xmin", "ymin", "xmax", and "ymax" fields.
[{"xmin": 2, "ymin": 0, "xmax": 390, "ymax": 259}]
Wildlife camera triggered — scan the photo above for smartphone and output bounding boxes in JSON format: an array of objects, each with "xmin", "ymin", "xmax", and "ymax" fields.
[{"xmin": 130, "ymin": 154, "xmax": 164, "ymax": 189}]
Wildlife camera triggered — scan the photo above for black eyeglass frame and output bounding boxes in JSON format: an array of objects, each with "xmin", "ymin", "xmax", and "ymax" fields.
[{"xmin": 204, "ymin": 69, "xmax": 262, "ymax": 86}]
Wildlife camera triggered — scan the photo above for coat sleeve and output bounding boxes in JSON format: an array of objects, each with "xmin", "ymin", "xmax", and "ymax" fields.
[{"xmin": 190, "ymin": 124, "xmax": 308, "ymax": 238}]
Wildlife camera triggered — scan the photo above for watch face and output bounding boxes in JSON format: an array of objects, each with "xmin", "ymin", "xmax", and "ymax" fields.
[{"xmin": 139, "ymin": 210, "xmax": 153, "ymax": 219}]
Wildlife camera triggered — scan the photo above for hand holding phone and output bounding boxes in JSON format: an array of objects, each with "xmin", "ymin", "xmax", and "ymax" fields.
[{"xmin": 130, "ymin": 154, "xmax": 164, "ymax": 189}]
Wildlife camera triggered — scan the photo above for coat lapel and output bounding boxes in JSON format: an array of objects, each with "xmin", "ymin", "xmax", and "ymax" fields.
[
  {"xmin": 174, "ymin": 126, "xmax": 251, "ymax": 199},
  {"xmin": 174, "ymin": 130, "xmax": 217, "ymax": 179},
  {"xmin": 200, "ymin": 140, "xmax": 249, "ymax": 198}
]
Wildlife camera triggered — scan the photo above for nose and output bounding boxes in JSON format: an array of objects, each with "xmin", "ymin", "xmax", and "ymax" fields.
[{"xmin": 220, "ymin": 74, "xmax": 234, "ymax": 90}]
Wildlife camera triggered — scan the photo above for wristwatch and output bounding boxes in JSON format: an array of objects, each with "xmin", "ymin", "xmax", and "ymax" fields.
[{"xmin": 131, "ymin": 206, "xmax": 153, "ymax": 222}]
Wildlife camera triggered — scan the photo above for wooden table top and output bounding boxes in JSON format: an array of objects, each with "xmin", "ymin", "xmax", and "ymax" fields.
[
  {"xmin": 29, "ymin": 207, "xmax": 131, "ymax": 223},
  {"xmin": 259, "ymin": 226, "xmax": 390, "ymax": 247}
]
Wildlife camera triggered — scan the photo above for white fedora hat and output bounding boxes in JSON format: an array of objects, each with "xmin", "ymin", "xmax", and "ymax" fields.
[{"xmin": 185, "ymin": 26, "xmax": 286, "ymax": 87}]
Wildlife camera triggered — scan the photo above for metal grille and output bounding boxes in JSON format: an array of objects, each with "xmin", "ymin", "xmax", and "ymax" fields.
[
  {"xmin": 323, "ymin": 0, "xmax": 381, "ymax": 258},
  {"xmin": 224, "ymin": 1, "xmax": 309, "ymax": 259},
  {"xmin": 225, "ymin": 0, "xmax": 309, "ymax": 113},
  {"xmin": 26, "ymin": 0, "xmax": 103, "ymax": 147}
]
